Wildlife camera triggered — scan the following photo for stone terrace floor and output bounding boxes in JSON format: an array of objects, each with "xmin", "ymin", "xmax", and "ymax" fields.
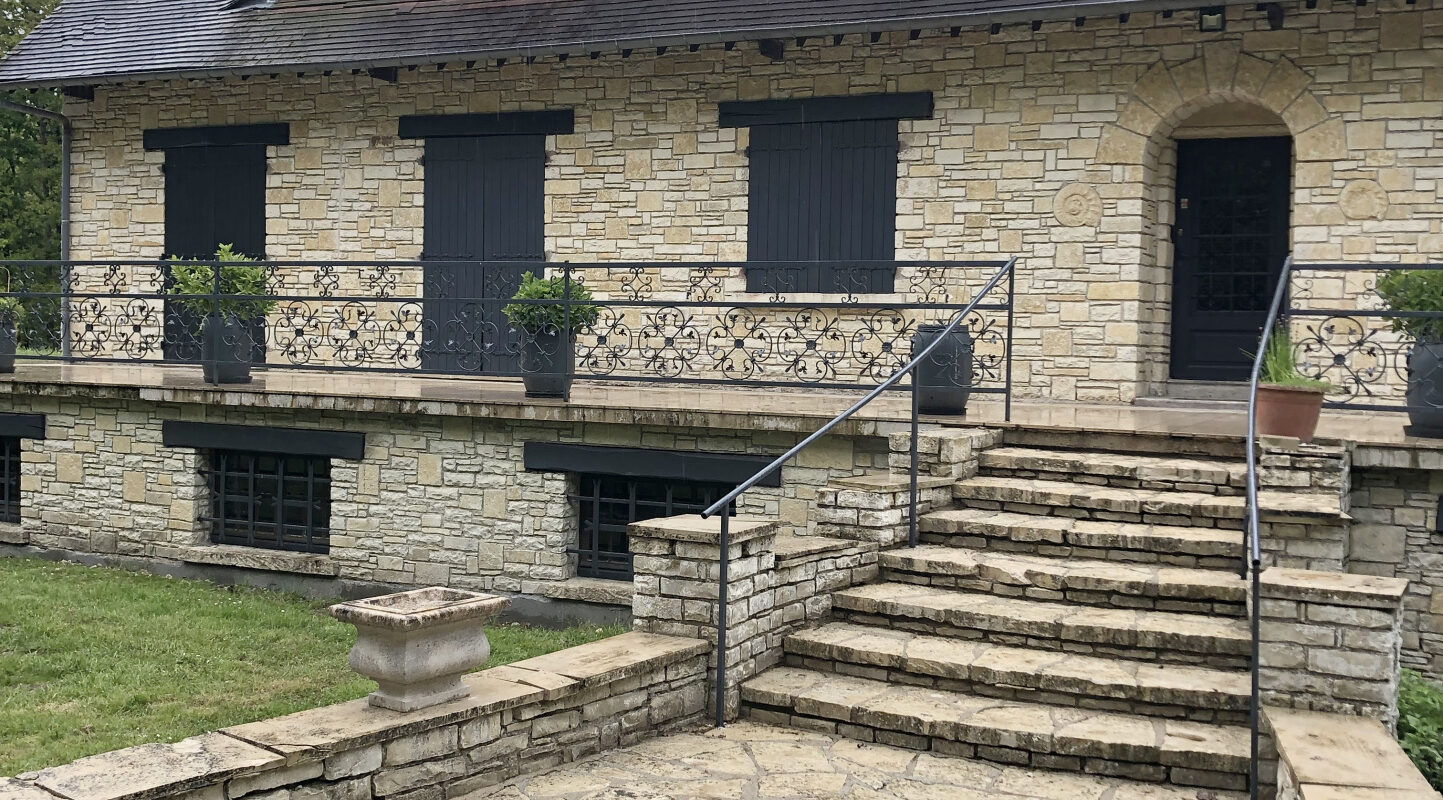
[{"xmin": 461, "ymin": 721, "xmax": 1242, "ymax": 800}]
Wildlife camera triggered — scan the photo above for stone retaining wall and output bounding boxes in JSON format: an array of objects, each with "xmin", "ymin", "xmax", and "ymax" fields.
[
  {"xmin": 0, "ymin": 632, "xmax": 709, "ymax": 800},
  {"xmin": 0, "ymin": 383, "xmax": 885, "ymax": 599}
]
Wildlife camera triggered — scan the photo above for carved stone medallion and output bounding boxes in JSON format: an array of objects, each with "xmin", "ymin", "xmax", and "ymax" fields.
[
  {"xmin": 1339, "ymin": 179, "xmax": 1388, "ymax": 221},
  {"xmin": 1054, "ymin": 184, "xmax": 1103, "ymax": 227}
]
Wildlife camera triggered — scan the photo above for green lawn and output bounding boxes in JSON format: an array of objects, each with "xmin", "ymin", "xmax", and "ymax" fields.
[{"xmin": 0, "ymin": 557, "xmax": 625, "ymax": 776}]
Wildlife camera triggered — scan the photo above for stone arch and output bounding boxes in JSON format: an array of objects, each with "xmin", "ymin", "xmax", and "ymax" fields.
[{"xmin": 1098, "ymin": 43, "xmax": 1345, "ymax": 166}]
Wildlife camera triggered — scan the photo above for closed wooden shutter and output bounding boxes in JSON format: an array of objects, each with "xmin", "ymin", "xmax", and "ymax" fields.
[{"xmin": 747, "ymin": 119, "xmax": 898, "ymax": 294}]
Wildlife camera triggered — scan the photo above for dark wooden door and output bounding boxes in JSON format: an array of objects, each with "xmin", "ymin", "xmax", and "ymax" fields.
[
  {"xmin": 162, "ymin": 144, "xmax": 268, "ymax": 363},
  {"xmin": 1170, "ymin": 136, "xmax": 1292, "ymax": 382},
  {"xmin": 422, "ymin": 134, "xmax": 544, "ymax": 374}
]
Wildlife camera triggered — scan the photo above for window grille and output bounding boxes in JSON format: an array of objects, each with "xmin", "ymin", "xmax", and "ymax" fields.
[
  {"xmin": 570, "ymin": 474, "xmax": 732, "ymax": 581},
  {"xmin": 204, "ymin": 450, "xmax": 330, "ymax": 554}
]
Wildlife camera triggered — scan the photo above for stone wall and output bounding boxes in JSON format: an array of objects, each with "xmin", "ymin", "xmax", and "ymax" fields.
[
  {"xmin": 58, "ymin": 0, "xmax": 1443, "ymax": 402},
  {"xmin": 0, "ymin": 383, "xmax": 886, "ymax": 597},
  {"xmin": 1348, "ymin": 459, "xmax": 1443, "ymax": 676},
  {"xmin": 0, "ymin": 631, "xmax": 709, "ymax": 799}
]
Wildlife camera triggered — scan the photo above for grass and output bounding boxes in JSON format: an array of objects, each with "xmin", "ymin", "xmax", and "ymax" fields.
[
  {"xmin": 0, "ymin": 557, "xmax": 625, "ymax": 776},
  {"xmin": 1400, "ymin": 669, "xmax": 1443, "ymax": 791}
]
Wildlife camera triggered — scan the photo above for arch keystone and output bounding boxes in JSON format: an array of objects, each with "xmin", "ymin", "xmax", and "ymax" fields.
[{"xmin": 1202, "ymin": 42, "xmax": 1242, "ymax": 92}]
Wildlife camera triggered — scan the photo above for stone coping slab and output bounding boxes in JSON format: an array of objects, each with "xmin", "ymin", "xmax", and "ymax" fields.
[
  {"xmin": 1259, "ymin": 567, "xmax": 1409, "ymax": 609},
  {"xmin": 537, "ymin": 576, "xmax": 633, "ymax": 606},
  {"xmin": 627, "ymin": 514, "xmax": 777, "ymax": 545},
  {"xmin": 832, "ymin": 472, "xmax": 954, "ymax": 491},
  {"xmin": 153, "ymin": 544, "xmax": 339, "ymax": 576},
  {"xmin": 224, "ymin": 632, "xmax": 704, "ymax": 758},
  {"xmin": 0, "ymin": 779, "xmax": 54, "ymax": 800},
  {"xmin": 29, "ymin": 732, "xmax": 285, "ymax": 800},
  {"xmin": 772, "ymin": 532, "xmax": 873, "ymax": 561},
  {"xmin": 328, "ymin": 587, "xmax": 509, "ymax": 631},
  {"xmin": 1265, "ymin": 706, "xmax": 1439, "ymax": 797}
]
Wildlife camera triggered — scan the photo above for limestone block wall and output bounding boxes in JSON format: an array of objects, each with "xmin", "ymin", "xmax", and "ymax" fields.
[
  {"xmin": 57, "ymin": 0, "xmax": 1443, "ymax": 402},
  {"xmin": 0, "ymin": 384, "xmax": 887, "ymax": 595},
  {"xmin": 1348, "ymin": 462, "xmax": 1443, "ymax": 676}
]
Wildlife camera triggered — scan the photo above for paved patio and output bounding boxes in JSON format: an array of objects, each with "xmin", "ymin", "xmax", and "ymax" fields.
[{"xmin": 460, "ymin": 721, "xmax": 1241, "ymax": 800}]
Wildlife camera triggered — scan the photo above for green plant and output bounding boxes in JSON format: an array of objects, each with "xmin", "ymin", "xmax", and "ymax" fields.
[
  {"xmin": 167, "ymin": 244, "xmax": 275, "ymax": 319},
  {"xmin": 1376, "ymin": 269, "xmax": 1443, "ymax": 341},
  {"xmin": 1259, "ymin": 328, "xmax": 1331, "ymax": 391},
  {"xmin": 1399, "ymin": 669, "xmax": 1443, "ymax": 791},
  {"xmin": 0, "ymin": 295, "xmax": 23, "ymax": 325},
  {"xmin": 502, "ymin": 271, "xmax": 599, "ymax": 335}
]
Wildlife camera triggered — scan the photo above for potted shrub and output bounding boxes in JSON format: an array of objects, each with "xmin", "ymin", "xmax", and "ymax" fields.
[
  {"xmin": 0, "ymin": 295, "xmax": 23, "ymax": 374},
  {"xmin": 168, "ymin": 244, "xmax": 274, "ymax": 384},
  {"xmin": 1256, "ymin": 328, "xmax": 1331, "ymax": 444},
  {"xmin": 1376, "ymin": 269, "xmax": 1443, "ymax": 437},
  {"xmin": 502, "ymin": 271, "xmax": 598, "ymax": 399}
]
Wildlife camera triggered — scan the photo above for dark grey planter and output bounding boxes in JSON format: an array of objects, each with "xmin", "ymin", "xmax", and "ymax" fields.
[
  {"xmin": 0, "ymin": 322, "xmax": 15, "ymax": 374},
  {"xmin": 201, "ymin": 314, "xmax": 253, "ymax": 384},
  {"xmin": 519, "ymin": 328, "xmax": 575, "ymax": 399},
  {"xmin": 912, "ymin": 323, "xmax": 974, "ymax": 415},
  {"xmin": 1405, "ymin": 338, "xmax": 1443, "ymax": 438}
]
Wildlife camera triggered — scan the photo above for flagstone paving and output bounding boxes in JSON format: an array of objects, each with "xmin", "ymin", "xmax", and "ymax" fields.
[{"xmin": 459, "ymin": 722, "xmax": 1243, "ymax": 800}]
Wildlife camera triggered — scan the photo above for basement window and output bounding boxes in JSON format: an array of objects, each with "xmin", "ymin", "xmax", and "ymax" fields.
[
  {"xmin": 204, "ymin": 450, "xmax": 331, "ymax": 554},
  {"xmin": 570, "ymin": 474, "xmax": 732, "ymax": 581},
  {"xmin": 0, "ymin": 437, "xmax": 20, "ymax": 523}
]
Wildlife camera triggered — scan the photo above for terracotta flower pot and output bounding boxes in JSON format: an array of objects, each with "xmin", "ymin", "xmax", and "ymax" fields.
[{"xmin": 1256, "ymin": 384, "xmax": 1326, "ymax": 444}]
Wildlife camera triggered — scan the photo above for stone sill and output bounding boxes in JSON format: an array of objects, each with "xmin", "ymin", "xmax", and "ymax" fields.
[
  {"xmin": 1260, "ymin": 567, "xmax": 1408, "ymax": 609},
  {"xmin": 155, "ymin": 544, "xmax": 339, "ymax": 577},
  {"xmin": 539, "ymin": 577, "xmax": 633, "ymax": 607}
]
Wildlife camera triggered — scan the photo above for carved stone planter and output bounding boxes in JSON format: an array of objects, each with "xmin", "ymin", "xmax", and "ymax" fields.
[{"xmin": 329, "ymin": 587, "xmax": 509, "ymax": 712}]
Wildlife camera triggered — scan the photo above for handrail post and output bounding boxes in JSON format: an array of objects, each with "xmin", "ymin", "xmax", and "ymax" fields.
[
  {"xmin": 562, "ymin": 264, "xmax": 573, "ymax": 402},
  {"xmin": 1004, "ymin": 259, "xmax": 1016, "ymax": 423},
  {"xmin": 909, "ymin": 369, "xmax": 920, "ymax": 548},
  {"xmin": 715, "ymin": 509, "xmax": 730, "ymax": 727}
]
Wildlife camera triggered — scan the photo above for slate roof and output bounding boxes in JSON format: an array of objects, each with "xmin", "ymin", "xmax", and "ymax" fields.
[{"xmin": 0, "ymin": 0, "xmax": 1218, "ymax": 89}]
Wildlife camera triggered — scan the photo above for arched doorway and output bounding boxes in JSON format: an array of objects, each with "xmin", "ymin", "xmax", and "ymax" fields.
[{"xmin": 1166, "ymin": 101, "xmax": 1292, "ymax": 382}]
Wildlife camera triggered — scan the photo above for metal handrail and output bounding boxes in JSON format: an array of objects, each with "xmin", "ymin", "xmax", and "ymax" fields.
[
  {"xmin": 1243, "ymin": 253, "xmax": 1294, "ymax": 800},
  {"xmin": 697, "ymin": 256, "xmax": 1017, "ymax": 727}
]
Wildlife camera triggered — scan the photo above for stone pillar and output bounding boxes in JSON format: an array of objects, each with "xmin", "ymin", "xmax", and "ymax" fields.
[
  {"xmin": 1258, "ymin": 567, "xmax": 1409, "ymax": 727},
  {"xmin": 629, "ymin": 514, "xmax": 777, "ymax": 722}
]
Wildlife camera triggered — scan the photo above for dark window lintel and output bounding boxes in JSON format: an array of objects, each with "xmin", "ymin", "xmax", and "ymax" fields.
[
  {"xmin": 399, "ymin": 110, "xmax": 575, "ymax": 139},
  {"xmin": 719, "ymin": 92, "xmax": 933, "ymax": 128},
  {"xmin": 162, "ymin": 421, "xmax": 364, "ymax": 461},
  {"xmin": 0, "ymin": 413, "xmax": 45, "ymax": 440},
  {"xmin": 143, "ymin": 123, "xmax": 291, "ymax": 151},
  {"xmin": 524, "ymin": 442, "xmax": 781, "ymax": 488}
]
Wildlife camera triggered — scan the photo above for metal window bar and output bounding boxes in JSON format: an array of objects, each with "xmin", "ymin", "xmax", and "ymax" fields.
[
  {"xmin": 0, "ymin": 437, "xmax": 20, "ymax": 523},
  {"xmin": 699, "ymin": 256, "xmax": 1018, "ymax": 729},
  {"xmin": 568, "ymin": 473, "xmax": 732, "ymax": 581},
  {"xmin": 203, "ymin": 449, "xmax": 331, "ymax": 554}
]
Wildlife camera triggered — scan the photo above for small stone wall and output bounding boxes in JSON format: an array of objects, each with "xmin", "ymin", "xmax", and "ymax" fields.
[
  {"xmin": 628, "ymin": 515, "xmax": 877, "ymax": 720},
  {"xmin": 1257, "ymin": 567, "xmax": 1409, "ymax": 726},
  {"xmin": 0, "ymin": 632, "xmax": 707, "ymax": 799},
  {"xmin": 0, "ymin": 381, "xmax": 886, "ymax": 602},
  {"xmin": 1268, "ymin": 706, "xmax": 1441, "ymax": 800}
]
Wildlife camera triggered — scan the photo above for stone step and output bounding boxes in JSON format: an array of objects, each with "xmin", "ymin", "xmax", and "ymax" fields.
[
  {"xmin": 784, "ymin": 622, "xmax": 1251, "ymax": 725},
  {"xmin": 878, "ymin": 545, "xmax": 1247, "ymax": 615},
  {"xmin": 831, "ymin": 582, "xmax": 1251, "ymax": 667},
  {"xmin": 952, "ymin": 476, "xmax": 1346, "ymax": 527},
  {"xmin": 998, "ymin": 427, "xmax": 1248, "ymax": 459},
  {"xmin": 978, "ymin": 446, "xmax": 1246, "ymax": 495},
  {"xmin": 742, "ymin": 666, "xmax": 1249, "ymax": 791},
  {"xmin": 919, "ymin": 508, "xmax": 1244, "ymax": 569}
]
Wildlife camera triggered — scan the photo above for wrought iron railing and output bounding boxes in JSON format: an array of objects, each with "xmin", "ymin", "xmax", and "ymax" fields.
[
  {"xmin": 698, "ymin": 256, "xmax": 1017, "ymax": 727},
  {"xmin": 0, "ymin": 259, "xmax": 1014, "ymax": 395},
  {"xmin": 1288, "ymin": 261, "xmax": 1443, "ymax": 414}
]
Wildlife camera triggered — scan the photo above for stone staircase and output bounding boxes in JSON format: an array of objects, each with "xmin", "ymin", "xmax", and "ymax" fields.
[{"xmin": 741, "ymin": 433, "xmax": 1351, "ymax": 793}]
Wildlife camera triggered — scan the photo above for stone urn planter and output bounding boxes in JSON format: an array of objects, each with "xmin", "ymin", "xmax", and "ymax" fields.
[{"xmin": 329, "ymin": 587, "xmax": 509, "ymax": 712}]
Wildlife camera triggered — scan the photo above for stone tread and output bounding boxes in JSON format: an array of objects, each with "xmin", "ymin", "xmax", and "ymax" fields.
[
  {"xmin": 979, "ymin": 446, "xmax": 1245, "ymax": 487},
  {"xmin": 919, "ymin": 508, "xmax": 1244, "ymax": 557},
  {"xmin": 952, "ymin": 476, "xmax": 1346, "ymax": 522},
  {"xmin": 879, "ymin": 545, "xmax": 1246, "ymax": 603},
  {"xmin": 832, "ymin": 582, "xmax": 1250, "ymax": 655},
  {"xmin": 742, "ymin": 666, "xmax": 1250, "ymax": 774},
  {"xmin": 786, "ymin": 621, "xmax": 1250, "ymax": 710}
]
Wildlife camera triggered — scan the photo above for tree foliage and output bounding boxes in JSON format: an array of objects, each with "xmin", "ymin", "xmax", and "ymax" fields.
[{"xmin": 0, "ymin": 0, "xmax": 63, "ymax": 260}]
